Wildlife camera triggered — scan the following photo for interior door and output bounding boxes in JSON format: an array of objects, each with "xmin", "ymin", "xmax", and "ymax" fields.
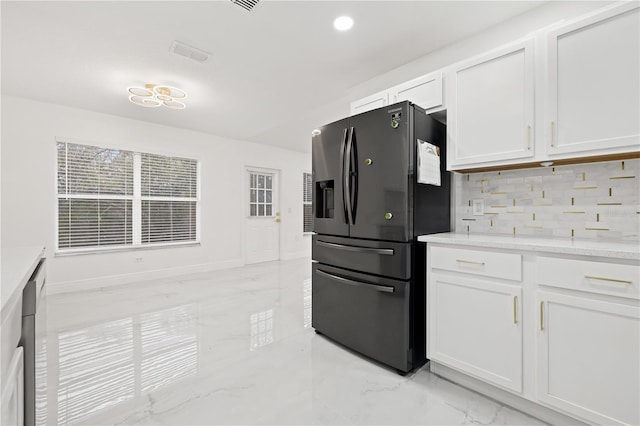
[
  {"xmin": 348, "ymin": 102, "xmax": 411, "ymax": 242},
  {"xmin": 245, "ymin": 168, "xmax": 280, "ymax": 264},
  {"xmin": 312, "ymin": 119, "xmax": 349, "ymax": 237}
]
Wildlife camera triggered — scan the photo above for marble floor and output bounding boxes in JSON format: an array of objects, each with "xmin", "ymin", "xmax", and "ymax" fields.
[{"xmin": 39, "ymin": 258, "xmax": 546, "ymax": 425}]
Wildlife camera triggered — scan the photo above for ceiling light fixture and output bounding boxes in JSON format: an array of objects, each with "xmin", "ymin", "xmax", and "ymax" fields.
[
  {"xmin": 334, "ymin": 16, "xmax": 354, "ymax": 31},
  {"xmin": 127, "ymin": 84, "xmax": 187, "ymax": 109}
]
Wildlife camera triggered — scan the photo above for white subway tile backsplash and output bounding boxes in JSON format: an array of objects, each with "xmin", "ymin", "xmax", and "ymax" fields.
[{"xmin": 455, "ymin": 159, "xmax": 640, "ymax": 241}]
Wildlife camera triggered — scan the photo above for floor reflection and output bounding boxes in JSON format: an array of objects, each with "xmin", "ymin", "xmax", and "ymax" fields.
[
  {"xmin": 53, "ymin": 305, "xmax": 197, "ymax": 425},
  {"xmin": 303, "ymin": 278, "xmax": 312, "ymax": 328},
  {"xmin": 249, "ymin": 309, "xmax": 274, "ymax": 350},
  {"xmin": 41, "ymin": 259, "xmax": 544, "ymax": 425},
  {"xmin": 140, "ymin": 306, "xmax": 198, "ymax": 393}
]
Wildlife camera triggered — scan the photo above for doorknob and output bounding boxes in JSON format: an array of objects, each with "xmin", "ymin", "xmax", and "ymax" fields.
[{"xmin": 275, "ymin": 218, "xmax": 281, "ymax": 223}]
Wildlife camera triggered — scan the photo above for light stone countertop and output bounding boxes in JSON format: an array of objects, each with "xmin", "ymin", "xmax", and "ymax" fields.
[
  {"xmin": 417, "ymin": 233, "xmax": 639, "ymax": 261},
  {"xmin": 1, "ymin": 246, "xmax": 46, "ymax": 318}
]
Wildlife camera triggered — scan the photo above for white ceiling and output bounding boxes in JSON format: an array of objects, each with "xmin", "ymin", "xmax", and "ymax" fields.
[{"xmin": 1, "ymin": 1, "xmax": 543, "ymax": 152}]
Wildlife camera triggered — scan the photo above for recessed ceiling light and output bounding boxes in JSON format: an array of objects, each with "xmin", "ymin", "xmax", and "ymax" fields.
[
  {"xmin": 334, "ymin": 16, "xmax": 354, "ymax": 31},
  {"xmin": 127, "ymin": 84, "xmax": 187, "ymax": 109}
]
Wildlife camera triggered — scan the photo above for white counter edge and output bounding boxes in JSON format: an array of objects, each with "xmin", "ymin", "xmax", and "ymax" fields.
[
  {"xmin": 1, "ymin": 246, "xmax": 46, "ymax": 322},
  {"xmin": 418, "ymin": 233, "xmax": 639, "ymax": 261}
]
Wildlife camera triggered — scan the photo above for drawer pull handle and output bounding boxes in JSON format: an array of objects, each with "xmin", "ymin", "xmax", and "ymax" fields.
[
  {"xmin": 456, "ymin": 259, "xmax": 485, "ymax": 266},
  {"xmin": 584, "ymin": 275, "xmax": 632, "ymax": 285},
  {"xmin": 317, "ymin": 269, "xmax": 395, "ymax": 293},
  {"xmin": 550, "ymin": 121, "xmax": 555, "ymax": 147},
  {"xmin": 316, "ymin": 240, "xmax": 394, "ymax": 255},
  {"xmin": 540, "ymin": 301, "xmax": 544, "ymax": 331},
  {"xmin": 513, "ymin": 296, "xmax": 518, "ymax": 324}
]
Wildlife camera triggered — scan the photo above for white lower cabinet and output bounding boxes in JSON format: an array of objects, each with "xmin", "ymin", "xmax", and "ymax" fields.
[
  {"xmin": 429, "ymin": 273, "xmax": 522, "ymax": 392},
  {"xmin": 427, "ymin": 242, "xmax": 640, "ymax": 425},
  {"xmin": 537, "ymin": 291, "xmax": 640, "ymax": 426}
]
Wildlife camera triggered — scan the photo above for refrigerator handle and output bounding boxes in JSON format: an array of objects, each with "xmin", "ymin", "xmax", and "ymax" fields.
[
  {"xmin": 350, "ymin": 127, "xmax": 358, "ymax": 224},
  {"xmin": 340, "ymin": 128, "xmax": 350, "ymax": 224},
  {"xmin": 317, "ymin": 269, "xmax": 395, "ymax": 293},
  {"xmin": 344, "ymin": 127, "xmax": 354, "ymax": 225},
  {"xmin": 316, "ymin": 240, "xmax": 394, "ymax": 255}
]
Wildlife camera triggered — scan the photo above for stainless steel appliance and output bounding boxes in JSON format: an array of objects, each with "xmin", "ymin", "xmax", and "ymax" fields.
[
  {"xmin": 21, "ymin": 259, "xmax": 46, "ymax": 426},
  {"xmin": 312, "ymin": 101, "xmax": 450, "ymax": 373}
]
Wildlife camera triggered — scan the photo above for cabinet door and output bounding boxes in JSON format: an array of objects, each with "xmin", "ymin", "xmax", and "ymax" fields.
[
  {"xmin": 350, "ymin": 90, "xmax": 389, "ymax": 116},
  {"xmin": 429, "ymin": 273, "xmax": 523, "ymax": 392},
  {"xmin": 537, "ymin": 291, "xmax": 640, "ymax": 425},
  {"xmin": 448, "ymin": 39, "xmax": 534, "ymax": 169},
  {"xmin": 390, "ymin": 72, "xmax": 443, "ymax": 112},
  {"xmin": 546, "ymin": 3, "xmax": 640, "ymax": 156}
]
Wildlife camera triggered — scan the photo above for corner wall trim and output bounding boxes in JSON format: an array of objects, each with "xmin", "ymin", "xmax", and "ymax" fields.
[{"xmin": 47, "ymin": 259, "xmax": 244, "ymax": 295}]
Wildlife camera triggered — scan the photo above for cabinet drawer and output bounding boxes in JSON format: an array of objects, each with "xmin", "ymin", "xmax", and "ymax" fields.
[
  {"xmin": 537, "ymin": 256, "xmax": 639, "ymax": 299},
  {"xmin": 430, "ymin": 246, "xmax": 522, "ymax": 281}
]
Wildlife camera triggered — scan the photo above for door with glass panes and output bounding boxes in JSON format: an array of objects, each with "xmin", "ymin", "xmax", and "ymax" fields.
[{"xmin": 245, "ymin": 167, "xmax": 280, "ymax": 264}]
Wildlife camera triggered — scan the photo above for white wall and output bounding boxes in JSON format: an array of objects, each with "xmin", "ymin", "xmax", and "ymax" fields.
[{"xmin": 1, "ymin": 95, "xmax": 311, "ymax": 291}]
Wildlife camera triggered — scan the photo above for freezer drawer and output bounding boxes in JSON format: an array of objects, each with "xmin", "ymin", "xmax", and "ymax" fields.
[
  {"xmin": 312, "ymin": 235, "xmax": 411, "ymax": 280},
  {"xmin": 312, "ymin": 263, "xmax": 412, "ymax": 372}
]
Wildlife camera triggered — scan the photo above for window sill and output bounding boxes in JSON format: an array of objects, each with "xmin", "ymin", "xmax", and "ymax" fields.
[
  {"xmin": 55, "ymin": 241, "xmax": 201, "ymax": 257},
  {"xmin": 303, "ymin": 232, "xmax": 315, "ymax": 236}
]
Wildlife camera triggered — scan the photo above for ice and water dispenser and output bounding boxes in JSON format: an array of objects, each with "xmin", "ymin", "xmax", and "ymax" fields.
[{"xmin": 315, "ymin": 180, "xmax": 334, "ymax": 219}]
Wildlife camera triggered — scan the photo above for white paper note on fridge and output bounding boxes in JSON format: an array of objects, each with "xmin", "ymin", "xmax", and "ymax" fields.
[{"xmin": 417, "ymin": 139, "xmax": 441, "ymax": 186}]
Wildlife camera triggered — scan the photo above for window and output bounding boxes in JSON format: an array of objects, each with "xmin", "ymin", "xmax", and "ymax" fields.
[
  {"xmin": 303, "ymin": 172, "xmax": 312, "ymax": 233},
  {"xmin": 248, "ymin": 172, "xmax": 273, "ymax": 217},
  {"xmin": 57, "ymin": 141, "xmax": 199, "ymax": 252},
  {"xmin": 141, "ymin": 153, "xmax": 198, "ymax": 244}
]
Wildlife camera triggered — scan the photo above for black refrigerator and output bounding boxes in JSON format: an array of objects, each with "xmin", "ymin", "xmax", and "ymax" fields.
[{"xmin": 311, "ymin": 101, "xmax": 450, "ymax": 373}]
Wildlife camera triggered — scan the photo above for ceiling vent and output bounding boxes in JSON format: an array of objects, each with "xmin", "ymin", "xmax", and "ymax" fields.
[
  {"xmin": 231, "ymin": 0, "xmax": 260, "ymax": 11},
  {"xmin": 170, "ymin": 41, "xmax": 210, "ymax": 63}
]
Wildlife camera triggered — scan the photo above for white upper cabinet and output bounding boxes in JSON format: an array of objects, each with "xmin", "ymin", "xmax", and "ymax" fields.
[
  {"xmin": 350, "ymin": 90, "xmax": 389, "ymax": 116},
  {"xmin": 389, "ymin": 71, "xmax": 443, "ymax": 112},
  {"xmin": 447, "ymin": 39, "xmax": 535, "ymax": 169},
  {"xmin": 350, "ymin": 71, "xmax": 444, "ymax": 116},
  {"xmin": 546, "ymin": 2, "xmax": 640, "ymax": 157}
]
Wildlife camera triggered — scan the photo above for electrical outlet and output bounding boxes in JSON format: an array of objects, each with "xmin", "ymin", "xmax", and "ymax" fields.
[
  {"xmin": 472, "ymin": 199, "xmax": 484, "ymax": 216},
  {"xmin": 135, "ymin": 257, "xmax": 143, "ymax": 263}
]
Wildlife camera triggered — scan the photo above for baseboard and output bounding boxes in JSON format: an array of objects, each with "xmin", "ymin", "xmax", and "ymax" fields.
[
  {"xmin": 280, "ymin": 251, "xmax": 310, "ymax": 261},
  {"xmin": 47, "ymin": 259, "xmax": 244, "ymax": 295},
  {"xmin": 430, "ymin": 362, "xmax": 586, "ymax": 426}
]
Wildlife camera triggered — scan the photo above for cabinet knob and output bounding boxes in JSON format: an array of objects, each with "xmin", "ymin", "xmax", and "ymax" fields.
[
  {"xmin": 384, "ymin": 212, "xmax": 393, "ymax": 220},
  {"xmin": 364, "ymin": 158, "xmax": 373, "ymax": 166}
]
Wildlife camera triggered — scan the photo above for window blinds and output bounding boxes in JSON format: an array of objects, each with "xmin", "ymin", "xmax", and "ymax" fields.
[
  {"xmin": 57, "ymin": 142, "xmax": 199, "ymax": 252},
  {"xmin": 57, "ymin": 143, "xmax": 134, "ymax": 249},
  {"xmin": 140, "ymin": 153, "xmax": 198, "ymax": 244}
]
